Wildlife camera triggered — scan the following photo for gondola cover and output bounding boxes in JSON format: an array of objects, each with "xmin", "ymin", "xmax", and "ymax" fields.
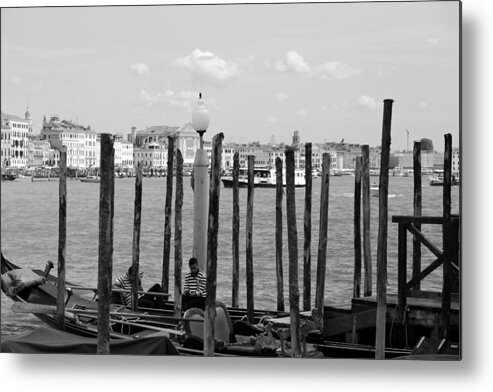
[{"xmin": 1, "ymin": 327, "xmax": 180, "ymax": 355}]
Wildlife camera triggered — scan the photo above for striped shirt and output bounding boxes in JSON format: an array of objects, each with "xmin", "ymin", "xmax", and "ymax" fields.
[
  {"xmin": 183, "ymin": 270, "xmax": 207, "ymax": 297},
  {"xmin": 114, "ymin": 272, "xmax": 143, "ymax": 307}
]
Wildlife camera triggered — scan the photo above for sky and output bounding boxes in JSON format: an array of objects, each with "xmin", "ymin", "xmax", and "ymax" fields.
[{"xmin": 1, "ymin": 1, "xmax": 460, "ymax": 151}]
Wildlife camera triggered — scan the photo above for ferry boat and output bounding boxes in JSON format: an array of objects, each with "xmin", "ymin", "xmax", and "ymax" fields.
[
  {"xmin": 222, "ymin": 167, "xmax": 306, "ymax": 188},
  {"xmin": 370, "ymin": 183, "xmax": 379, "ymax": 197}
]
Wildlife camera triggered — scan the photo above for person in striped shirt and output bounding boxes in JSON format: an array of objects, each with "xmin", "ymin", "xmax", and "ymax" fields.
[
  {"xmin": 114, "ymin": 265, "xmax": 164, "ymax": 309},
  {"xmin": 182, "ymin": 257, "xmax": 206, "ymax": 311}
]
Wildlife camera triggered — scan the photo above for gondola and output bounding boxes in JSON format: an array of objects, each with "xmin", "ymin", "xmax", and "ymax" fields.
[{"xmin": 0, "ymin": 252, "xmax": 282, "ymax": 356}]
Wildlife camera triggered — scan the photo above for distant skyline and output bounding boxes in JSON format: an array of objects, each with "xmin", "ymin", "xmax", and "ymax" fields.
[{"xmin": 1, "ymin": 1, "xmax": 460, "ymax": 151}]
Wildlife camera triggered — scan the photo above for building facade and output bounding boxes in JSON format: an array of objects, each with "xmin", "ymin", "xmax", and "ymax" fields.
[{"xmin": 1, "ymin": 108, "xmax": 32, "ymax": 167}]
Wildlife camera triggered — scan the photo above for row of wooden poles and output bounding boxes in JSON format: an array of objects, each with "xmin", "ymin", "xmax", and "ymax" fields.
[
  {"xmin": 54, "ymin": 98, "xmax": 454, "ymax": 357},
  {"xmin": 54, "ymin": 101, "xmax": 395, "ymax": 356}
]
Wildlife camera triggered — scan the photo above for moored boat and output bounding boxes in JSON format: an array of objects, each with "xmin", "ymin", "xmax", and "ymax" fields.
[
  {"xmin": 222, "ymin": 166, "xmax": 306, "ymax": 188},
  {"xmin": 79, "ymin": 175, "xmax": 100, "ymax": 183}
]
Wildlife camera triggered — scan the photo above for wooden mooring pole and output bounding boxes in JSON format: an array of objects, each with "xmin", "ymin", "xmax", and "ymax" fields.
[
  {"xmin": 353, "ymin": 156, "xmax": 362, "ymax": 299},
  {"xmin": 174, "ymin": 150, "xmax": 184, "ymax": 317},
  {"xmin": 131, "ymin": 163, "xmax": 143, "ymax": 312},
  {"xmin": 412, "ymin": 141, "xmax": 422, "ymax": 290},
  {"xmin": 303, "ymin": 143, "xmax": 312, "ymax": 311},
  {"xmin": 204, "ymin": 133, "xmax": 224, "ymax": 357},
  {"xmin": 162, "ymin": 136, "xmax": 175, "ymax": 293},
  {"xmin": 97, "ymin": 134, "xmax": 115, "ymax": 355},
  {"xmin": 275, "ymin": 157, "xmax": 285, "ymax": 312},
  {"xmin": 232, "ymin": 152, "xmax": 240, "ymax": 308},
  {"xmin": 314, "ymin": 153, "xmax": 330, "ymax": 331},
  {"xmin": 285, "ymin": 146, "xmax": 302, "ymax": 358},
  {"xmin": 441, "ymin": 133, "xmax": 453, "ymax": 340},
  {"xmin": 361, "ymin": 144, "xmax": 372, "ymax": 297},
  {"xmin": 246, "ymin": 155, "xmax": 255, "ymax": 323},
  {"xmin": 57, "ymin": 146, "xmax": 67, "ymax": 330},
  {"xmin": 375, "ymin": 99, "xmax": 394, "ymax": 360}
]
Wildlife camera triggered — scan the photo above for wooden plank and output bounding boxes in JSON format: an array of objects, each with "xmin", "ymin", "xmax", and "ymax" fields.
[
  {"xmin": 246, "ymin": 155, "xmax": 255, "ymax": 324},
  {"xmin": 232, "ymin": 152, "xmax": 240, "ymax": 308},
  {"xmin": 303, "ymin": 142, "xmax": 312, "ymax": 311},
  {"xmin": 285, "ymin": 146, "xmax": 302, "ymax": 358},
  {"xmin": 353, "ymin": 157, "xmax": 362, "ymax": 298},
  {"xmin": 204, "ymin": 132, "xmax": 224, "ymax": 357},
  {"xmin": 323, "ymin": 309, "xmax": 377, "ymax": 338},
  {"xmin": 361, "ymin": 144, "xmax": 372, "ymax": 297},
  {"xmin": 275, "ymin": 157, "xmax": 284, "ymax": 312},
  {"xmin": 412, "ymin": 141, "xmax": 422, "ymax": 290},
  {"xmin": 406, "ymin": 223, "xmax": 443, "ymax": 259},
  {"xmin": 174, "ymin": 150, "xmax": 183, "ymax": 317},
  {"xmin": 392, "ymin": 215, "xmax": 460, "ymax": 224},
  {"xmin": 405, "ymin": 256, "xmax": 443, "ymax": 290},
  {"xmin": 397, "ymin": 223, "xmax": 407, "ymax": 321},
  {"xmin": 315, "ymin": 153, "xmax": 330, "ymax": 330},
  {"xmin": 162, "ymin": 136, "xmax": 175, "ymax": 293},
  {"xmin": 441, "ymin": 133, "xmax": 453, "ymax": 339},
  {"xmin": 131, "ymin": 162, "xmax": 142, "ymax": 312},
  {"xmin": 57, "ymin": 146, "xmax": 67, "ymax": 331},
  {"xmin": 375, "ymin": 98, "xmax": 393, "ymax": 359},
  {"xmin": 97, "ymin": 133, "xmax": 115, "ymax": 355}
]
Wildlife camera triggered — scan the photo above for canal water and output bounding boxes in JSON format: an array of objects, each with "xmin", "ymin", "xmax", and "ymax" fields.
[{"xmin": 1, "ymin": 174, "xmax": 460, "ymax": 337}]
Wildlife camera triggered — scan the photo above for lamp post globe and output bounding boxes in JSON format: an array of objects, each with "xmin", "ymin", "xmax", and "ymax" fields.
[
  {"xmin": 191, "ymin": 92, "xmax": 210, "ymax": 271},
  {"xmin": 192, "ymin": 93, "xmax": 209, "ymax": 149}
]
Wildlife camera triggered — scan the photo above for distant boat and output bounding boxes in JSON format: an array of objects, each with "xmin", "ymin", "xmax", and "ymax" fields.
[
  {"xmin": 1, "ymin": 173, "xmax": 17, "ymax": 181},
  {"xmin": 370, "ymin": 183, "xmax": 379, "ymax": 197},
  {"xmin": 429, "ymin": 176, "xmax": 444, "ymax": 186},
  {"xmin": 79, "ymin": 175, "xmax": 100, "ymax": 183},
  {"xmin": 222, "ymin": 167, "xmax": 306, "ymax": 188}
]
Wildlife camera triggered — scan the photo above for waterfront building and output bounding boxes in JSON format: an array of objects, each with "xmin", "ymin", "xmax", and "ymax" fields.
[
  {"xmin": 133, "ymin": 141, "xmax": 167, "ymax": 172},
  {"xmin": 114, "ymin": 135, "xmax": 134, "ymax": 170},
  {"xmin": 130, "ymin": 122, "xmax": 200, "ymax": 169},
  {"xmin": 1, "ymin": 108, "xmax": 32, "ymax": 168},
  {"xmin": 40, "ymin": 115, "xmax": 98, "ymax": 169},
  {"xmin": 452, "ymin": 147, "xmax": 460, "ymax": 175},
  {"xmin": 27, "ymin": 136, "xmax": 56, "ymax": 167}
]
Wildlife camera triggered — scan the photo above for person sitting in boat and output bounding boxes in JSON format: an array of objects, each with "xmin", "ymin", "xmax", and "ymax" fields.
[
  {"xmin": 114, "ymin": 265, "xmax": 164, "ymax": 309},
  {"xmin": 1, "ymin": 267, "xmax": 47, "ymax": 299},
  {"xmin": 182, "ymin": 257, "xmax": 206, "ymax": 312}
]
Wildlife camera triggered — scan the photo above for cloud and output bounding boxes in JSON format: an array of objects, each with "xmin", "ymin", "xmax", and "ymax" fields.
[
  {"xmin": 275, "ymin": 51, "xmax": 311, "ymax": 74},
  {"xmin": 11, "ymin": 76, "xmax": 22, "ymax": 84},
  {"xmin": 131, "ymin": 63, "xmax": 150, "ymax": 75},
  {"xmin": 418, "ymin": 101, "xmax": 429, "ymax": 109},
  {"xmin": 357, "ymin": 95, "xmax": 380, "ymax": 110},
  {"xmin": 314, "ymin": 61, "xmax": 361, "ymax": 81},
  {"xmin": 275, "ymin": 92, "xmax": 288, "ymax": 102},
  {"xmin": 268, "ymin": 116, "xmax": 278, "ymax": 123},
  {"xmin": 427, "ymin": 37, "xmax": 440, "ymax": 45},
  {"xmin": 140, "ymin": 89, "xmax": 209, "ymax": 111},
  {"xmin": 275, "ymin": 51, "xmax": 360, "ymax": 81},
  {"xmin": 296, "ymin": 108, "xmax": 307, "ymax": 117},
  {"xmin": 173, "ymin": 49, "xmax": 241, "ymax": 84}
]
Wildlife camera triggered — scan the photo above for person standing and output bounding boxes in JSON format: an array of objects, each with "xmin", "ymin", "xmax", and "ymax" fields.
[{"xmin": 182, "ymin": 257, "xmax": 206, "ymax": 311}]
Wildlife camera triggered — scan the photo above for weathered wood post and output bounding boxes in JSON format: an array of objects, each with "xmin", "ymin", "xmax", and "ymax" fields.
[
  {"xmin": 285, "ymin": 146, "xmax": 302, "ymax": 358},
  {"xmin": 131, "ymin": 162, "xmax": 143, "ymax": 312},
  {"xmin": 174, "ymin": 150, "xmax": 184, "ymax": 317},
  {"xmin": 412, "ymin": 141, "xmax": 422, "ymax": 289},
  {"xmin": 204, "ymin": 133, "xmax": 224, "ymax": 357},
  {"xmin": 441, "ymin": 133, "xmax": 453, "ymax": 340},
  {"xmin": 303, "ymin": 142, "xmax": 312, "ymax": 311},
  {"xmin": 232, "ymin": 152, "xmax": 240, "ymax": 308},
  {"xmin": 246, "ymin": 155, "xmax": 255, "ymax": 323},
  {"xmin": 57, "ymin": 146, "xmax": 67, "ymax": 330},
  {"xmin": 353, "ymin": 156, "xmax": 362, "ymax": 298},
  {"xmin": 275, "ymin": 157, "xmax": 285, "ymax": 312},
  {"xmin": 97, "ymin": 134, "xmax": 115, "ymax": 355},
  {"xmin": 314, "ymin": 153, "xmax": 330, "ymax": 331},
  {"xmin": 361, "ymin": 145, "xmax": 372, "ymax": 297},
  {"xmin": 162, "ymin": 136, "xmax": 175, "ymax": 293},
  {"xmin": 375, "ymin": 99, "xmax": 394, "ymax": 360}
]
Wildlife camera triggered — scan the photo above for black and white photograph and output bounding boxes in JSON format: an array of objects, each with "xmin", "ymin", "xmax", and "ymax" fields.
[{"xmin": 0, "ymin": 0, "xmax": 487, "ymax": 389}]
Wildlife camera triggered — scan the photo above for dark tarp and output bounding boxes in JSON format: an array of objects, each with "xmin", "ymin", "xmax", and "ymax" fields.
[{"xmin": 1, "ymin": 327, "xmax": 180, "ymax": 355}]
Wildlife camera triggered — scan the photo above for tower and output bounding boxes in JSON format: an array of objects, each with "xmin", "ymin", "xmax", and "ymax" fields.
[{"xmin": 292, "ymin": 130, "xmax": 300, "ymax": 146}]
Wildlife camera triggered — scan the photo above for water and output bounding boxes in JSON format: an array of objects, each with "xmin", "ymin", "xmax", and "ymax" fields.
[{"xmin": 1, "ymin": 175, "xmax": 460, "ymax": 338}]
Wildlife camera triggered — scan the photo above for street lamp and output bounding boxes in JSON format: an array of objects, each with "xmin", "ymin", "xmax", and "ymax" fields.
[{"xmin": 191, "ymin": 93, "xmax": 210, "ymax": 271}]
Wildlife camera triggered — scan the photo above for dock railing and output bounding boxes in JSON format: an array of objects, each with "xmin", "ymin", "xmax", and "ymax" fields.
[{"xmin": 392, "ymin": 214, "xmax": 460, "ymax": 338}]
